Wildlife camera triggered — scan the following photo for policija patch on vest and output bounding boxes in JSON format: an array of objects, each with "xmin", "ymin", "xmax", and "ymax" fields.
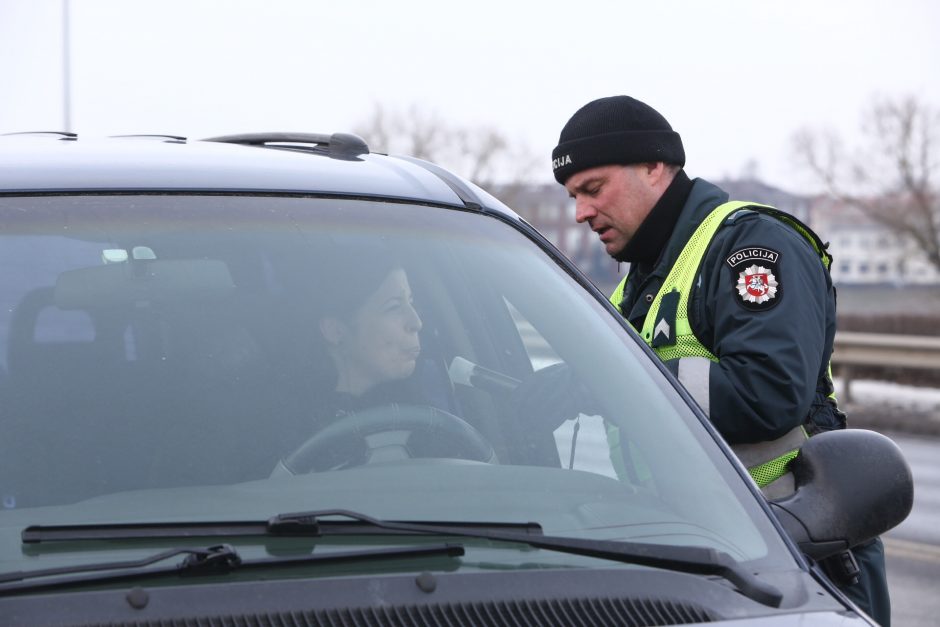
[{"xmin": 726, "ymin": 247, "xmax": 781, "ymax": 311}]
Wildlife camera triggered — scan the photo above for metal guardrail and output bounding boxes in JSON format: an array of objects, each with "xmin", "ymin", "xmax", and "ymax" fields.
[
  {"xmin": 519, "ymin": 320, "xmax": 939, "ymax": 404},
  {"xmin": 832, "ymin": 332, "xmax": 940, "ymax": 403}
]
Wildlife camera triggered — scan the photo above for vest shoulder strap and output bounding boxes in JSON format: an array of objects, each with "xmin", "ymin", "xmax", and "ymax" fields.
[
  {"xmin": 638, "ymin": 201, "xmax": 763, "ymax": 358},
  {"xmin": 609, "ymin": 276, "xmax": 627, "ymax": 313},
  {"xmin": 748, "ymin": 207, "xmax": 833, "ymax": 270}
]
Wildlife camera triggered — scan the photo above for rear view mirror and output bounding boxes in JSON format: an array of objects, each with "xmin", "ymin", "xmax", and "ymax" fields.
[
  {"xmin": 769, "ymin": 429, "xmax": 913, "ymax": 561},
  {"xmin": 55, "ymin": 259, "xmax": 235, "ymax": 310}
]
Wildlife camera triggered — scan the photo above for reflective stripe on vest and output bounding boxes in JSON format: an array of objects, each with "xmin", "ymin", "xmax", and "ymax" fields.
[{"xmin": 610, "ymin": 201, "xmax": 832, "ymax": 489}]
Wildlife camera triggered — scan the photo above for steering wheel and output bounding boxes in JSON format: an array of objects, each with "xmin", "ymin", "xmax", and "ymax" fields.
[{"xmin": 278, "ymin": 404, "xmax": 497, "ymax": 474}]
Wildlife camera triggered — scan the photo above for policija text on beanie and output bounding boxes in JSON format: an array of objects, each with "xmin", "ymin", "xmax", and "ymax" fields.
[{"xmin": 552, "ymin": 95, "xmax": 685, "ymax": 185}]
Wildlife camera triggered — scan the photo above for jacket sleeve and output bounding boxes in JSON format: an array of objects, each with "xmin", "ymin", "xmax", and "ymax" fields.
[{"xmin": 688, "ymin": 213, "xmax": 831, "ymax": 444}]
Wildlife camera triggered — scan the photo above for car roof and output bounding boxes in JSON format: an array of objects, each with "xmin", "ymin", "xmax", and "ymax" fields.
[{"xmin": 0, "ymin": 132, "xmax": 516, "ymax": 217}]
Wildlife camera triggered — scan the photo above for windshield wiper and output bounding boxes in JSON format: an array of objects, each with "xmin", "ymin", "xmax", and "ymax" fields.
[
  {"xmin": 22, "ymin": 515, "xmax": 542, "ymax": 543},
  {"xmin": 0, "ymin": 542, "xmax": 463, "ymax": 596},
  {"xmin": 23, "ymin": 509, "xmax": 781, "ymax": 606},
  {"xmin": 271, "ymin": 510, "xmax": 782, "ymax": 607},
  {"xmin": 349, "ymin": 511, "xmax": 784, "ymax": 607}
]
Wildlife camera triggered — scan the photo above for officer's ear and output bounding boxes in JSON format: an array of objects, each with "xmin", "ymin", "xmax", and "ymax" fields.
[
  {"xmin": 640, "ymin": 161, "xmax": 664, "ymax": 178},
  {"xmin": 641, "ymin": 162, "xmax": 675, "ymax": 191},
  {"xmin": 319, "ymin": 317, "xmax": 347, "ymax": 346}
]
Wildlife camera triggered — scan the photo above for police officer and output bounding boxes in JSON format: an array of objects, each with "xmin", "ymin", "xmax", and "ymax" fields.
[{"xmin": 551, "ymin": 95, "xmax": 890, "ymax": 625}]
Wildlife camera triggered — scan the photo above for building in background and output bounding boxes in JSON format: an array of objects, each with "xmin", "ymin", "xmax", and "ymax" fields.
[{"xmin": 809, "ymin": 196, "xmax": 940, "ymax": 285}]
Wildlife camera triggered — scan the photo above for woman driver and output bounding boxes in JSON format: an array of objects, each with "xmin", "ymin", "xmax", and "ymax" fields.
[{"xmin": 318, "ymin": 264, "xmax": 423, "ymax": 399}]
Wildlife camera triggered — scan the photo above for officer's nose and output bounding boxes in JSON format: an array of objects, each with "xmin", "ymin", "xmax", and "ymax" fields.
[{"xmin": 574, "ymin": 197, "xmax": 596, "ymax": 224}]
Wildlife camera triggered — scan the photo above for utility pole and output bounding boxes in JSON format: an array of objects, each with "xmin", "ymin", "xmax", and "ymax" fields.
[{"xmin": 62, "ymin": 0, "xmax": 72, "ymax": 132}]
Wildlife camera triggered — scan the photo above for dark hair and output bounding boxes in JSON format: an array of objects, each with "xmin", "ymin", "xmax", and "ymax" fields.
[
  {"xmin": 306, "ymin": 238, "xmax": 414, "ymax": 411},
  {"xmin": 313, "ymin": 238, "xmax": 404, "ymax": 320}
]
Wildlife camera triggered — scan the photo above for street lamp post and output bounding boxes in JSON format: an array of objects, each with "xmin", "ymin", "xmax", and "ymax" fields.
[{"xmin": 62, "ymin": 0, "xmax": 71, "ymax": 132}]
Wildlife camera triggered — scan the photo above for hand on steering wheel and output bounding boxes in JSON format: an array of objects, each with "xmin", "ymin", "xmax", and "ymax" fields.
[{"xmin": 277, "ymin": 404, "xmax": 497, "ymax": 474}]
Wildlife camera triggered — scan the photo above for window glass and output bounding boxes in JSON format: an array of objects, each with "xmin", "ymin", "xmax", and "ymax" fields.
[{"xmin": 0, "ymin": 194, "xmax": 790, "ymax": 572}]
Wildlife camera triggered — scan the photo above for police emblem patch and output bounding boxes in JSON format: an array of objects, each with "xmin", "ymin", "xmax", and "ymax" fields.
[
  {"xmin": 737, "ymin": 265, "xmax": 778, "ymax": 304},
  {"xmin": 727, "ymin": 246, "xmax": 782, "ymax": 311}
]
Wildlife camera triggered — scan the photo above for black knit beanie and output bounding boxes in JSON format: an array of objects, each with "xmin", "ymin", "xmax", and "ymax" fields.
[{"xmin": 552, "ymin": 95, "xmax": 685, "ymax": 184}]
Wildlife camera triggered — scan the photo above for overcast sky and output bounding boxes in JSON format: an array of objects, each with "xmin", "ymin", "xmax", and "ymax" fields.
[{"xmin": 1, "ymin": 0, "xmax": 938, "ymax": 192}]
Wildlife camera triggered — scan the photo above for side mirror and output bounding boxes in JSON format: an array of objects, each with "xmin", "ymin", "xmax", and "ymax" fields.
[{"xmin": 769, "ymin": 429, "xmax": 913, "ymax": 561}]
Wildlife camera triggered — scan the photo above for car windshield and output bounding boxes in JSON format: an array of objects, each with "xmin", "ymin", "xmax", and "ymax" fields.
[{"xmin": 0, "ymin": 194, "xmax": 793, "ymax": 576}]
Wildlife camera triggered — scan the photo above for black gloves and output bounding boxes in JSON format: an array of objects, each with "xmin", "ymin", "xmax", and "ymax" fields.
[{"xmin": 509, "ymin": 362, "xmax": 601, "ymax": 431}]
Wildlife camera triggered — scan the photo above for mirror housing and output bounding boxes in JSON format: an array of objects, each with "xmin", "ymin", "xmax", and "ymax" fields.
[
  {"xmin": 769, "ymin": 429, "xmax": 913, "ymax": 561},
  {"xmin": 55, "ymin": 259, "xmax": 234, "ymax": 309}
]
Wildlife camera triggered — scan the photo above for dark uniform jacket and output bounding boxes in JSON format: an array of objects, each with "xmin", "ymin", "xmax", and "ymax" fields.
[
  {"xmin": 616, "ymin": 172, "xmax": 845, "ymax": 445},
  {"xmin": 614, "ymin": 172, "xmax": 889, "ymax": 626}
]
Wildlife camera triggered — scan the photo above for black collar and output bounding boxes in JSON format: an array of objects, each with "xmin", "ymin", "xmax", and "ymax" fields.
[{"xmin": 616, "ymin": 169, "xmax": 692, "ymax": 264}]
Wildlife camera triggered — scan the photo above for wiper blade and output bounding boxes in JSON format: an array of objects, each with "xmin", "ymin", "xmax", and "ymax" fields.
[
  {"xmin": 0, "ymin": 542, "xmax": 463, "ymax": 596},
  {"xmin": 0, "ymin": 543, "xmax": 243, "ymax": 586},
  {"xmin": 22, "ymin": 517, "xmax": 542, "ymax": 543},
  {"xmin": 271, "ymin": 510, "xmax": 783, "ymax": 608}
]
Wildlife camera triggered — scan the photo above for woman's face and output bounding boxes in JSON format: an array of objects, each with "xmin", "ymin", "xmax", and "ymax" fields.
[{"xmin": 325, "ymin": 268, "xmax": 423, "ymax": 395}]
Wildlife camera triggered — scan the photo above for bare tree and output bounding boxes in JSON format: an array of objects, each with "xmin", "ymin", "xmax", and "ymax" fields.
[
  {"xmin": 354, "ymin": 103, "xmax": 540, "ymax": 203},
  {"xmin": 793, "ymin": 95, "xmax": 940, "ymax": 272}
]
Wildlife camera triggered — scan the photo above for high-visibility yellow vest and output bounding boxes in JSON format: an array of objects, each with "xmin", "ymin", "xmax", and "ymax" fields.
[{"xmin": 610, "ymin": 201, "xmax": 833, "ymax": 494}]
